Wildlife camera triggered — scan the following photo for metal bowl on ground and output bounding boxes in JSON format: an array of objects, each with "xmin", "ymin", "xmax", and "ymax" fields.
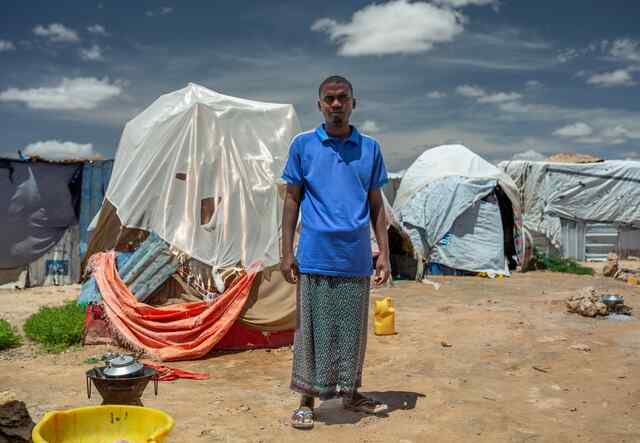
[{"xmin": 601, "ymin": 294, "xmax": 624, "ymax": 311}]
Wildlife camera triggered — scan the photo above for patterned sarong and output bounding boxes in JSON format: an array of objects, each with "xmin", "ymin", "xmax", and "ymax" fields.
[{"xmin": 290, "ymin": 273, "xmax": 370, "ymax": 400}]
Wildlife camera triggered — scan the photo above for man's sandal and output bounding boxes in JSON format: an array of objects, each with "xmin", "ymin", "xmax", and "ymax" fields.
[
  {"xmin": 343, "ymin": 394, "xmax": 388, "ymax": 414},
  {"xmin": 290, "ymin": 406, "xmax": 314, "ymax": 429}
]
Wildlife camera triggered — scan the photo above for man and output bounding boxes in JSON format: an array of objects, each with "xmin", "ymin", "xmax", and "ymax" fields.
[{"xmin": 281, "ymin": 75, "xmax": 390, "ymax": 429}]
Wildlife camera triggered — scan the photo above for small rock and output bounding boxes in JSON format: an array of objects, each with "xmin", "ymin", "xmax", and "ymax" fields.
[
  {"xmin": 569, "ymin": 343, "xmax": 591, "ymax": 352},
  {"xmin": 440, "ymin": 341, "xmax": 453, "ymax": 348},
  {"xmin": 238, "ymin": 404, "xmax": 251, "ymax": 412}
]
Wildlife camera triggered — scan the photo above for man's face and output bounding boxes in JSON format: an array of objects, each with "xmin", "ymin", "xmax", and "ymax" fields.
[{"xmin": 318, "ymin": 82, "xmax": 354, "ymax": 127}]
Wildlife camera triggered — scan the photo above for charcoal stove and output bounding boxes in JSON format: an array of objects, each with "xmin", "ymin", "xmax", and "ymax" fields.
[{"xmin": 86, "ymin": 353, "xmax": 158, "ymax": 406}]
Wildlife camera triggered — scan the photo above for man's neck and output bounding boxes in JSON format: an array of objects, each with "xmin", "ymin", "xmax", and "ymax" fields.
[{"xmin": 325, "ymin": 123, "xmax": 351, "ymax": 139}]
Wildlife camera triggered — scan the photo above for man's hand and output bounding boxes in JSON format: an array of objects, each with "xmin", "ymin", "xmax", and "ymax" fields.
[
  {"xmin": 280, "ymin": 254, "xmax": 299, "ymax": 284},
  {"xmin": 373, "ymin": 255, "xmax": 390, "ymax": 287}
]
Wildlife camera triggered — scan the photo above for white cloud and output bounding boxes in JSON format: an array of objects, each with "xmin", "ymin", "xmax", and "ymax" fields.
[
  {"xmin": 587, "ymin": 69, "xmax": 635, "ymax": 87},
  {"xmin": 525, "ymin": 80, "xmax": 542, "ymax": 88},
  {"xmin": 23, "ymin": 140, "xmax": 104, "ymax": 161},
  {"xmin": 87, "ymin": 24, "xmax": 108, "ymax": 36},
  {"xmin": 311, "ymin": 0, "xmax": 465, "ymax": 56},
  {"xmin": 512, "ymin": 149, "xmax": 546, "ymax": 161},
  {"xmin": 33, "ymin": 23, "xmax": 80, "ymax": 43},
  {"xmin": 609, "ymin": 39, "xmax": 640, "ymax": 62},
  {"xmin": 80, "ymin": 44, "xmax": 103, "ymax": 61},
  {"xmin": 360, "ymin": 120, "xmax": 381, "ymax": 133},
  {"xmin": 553, "ymin": 122, "xmax": 593, "ymax": 138},
  {"xmin": 432, "ymin": 0, "xmax": 498, "ymax": 8},
  {"xmin": 0, "ymin": 77, "xmax": 122, "ymax": 110},
  {"xmin": 456, "ymin": 84, "xmax": 485, "ymax": 97},
  {"xmin": 146, "ymin": 6, "xmax": 174, "ymax": 16},
  {"xmin": 477, "ymin": 92, "xmax": 522, "ymax": 103},
  {"xmin": 427, "ymin": 91, "xmax": 446, "ymax": 98},
  {"xmin": 456, "ymin": 84, "xmax": 521, "ymax": 103},
  {"xmin": 0, "ymin": 40, "xmax": 16, "ymax": 52}
]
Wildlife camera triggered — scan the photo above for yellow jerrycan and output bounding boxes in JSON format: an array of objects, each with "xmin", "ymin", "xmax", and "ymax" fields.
[{"xmin": 374, "ymin": 297, "xmax": 396, "ymax": 335}]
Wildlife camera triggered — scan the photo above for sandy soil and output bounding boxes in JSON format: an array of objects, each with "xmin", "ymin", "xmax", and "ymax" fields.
[{"xmin": 1, "ymin": 272, "xmax": 639, "ymax": 442}]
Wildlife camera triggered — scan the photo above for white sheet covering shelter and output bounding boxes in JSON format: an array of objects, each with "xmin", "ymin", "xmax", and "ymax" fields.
[
  {"xmin": 394, "ymin": 145, "xmax": 522, "ymax": 275},
  {"xmin": 499, "ymin": 159, "xmax": 640, "ymax": 252},
  {"xmin": 105, "ymin": 83, "xmax": 300, "ymax": 270}
]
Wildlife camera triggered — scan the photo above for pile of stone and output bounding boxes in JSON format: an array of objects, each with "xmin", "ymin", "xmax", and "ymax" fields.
[{"xmin": 566, "ymin": 287, "xmax": 608, "ymax": 317}]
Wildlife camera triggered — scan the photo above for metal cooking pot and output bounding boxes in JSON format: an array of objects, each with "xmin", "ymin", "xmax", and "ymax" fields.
[{"xmin": 102, "ymin": 354, "xmax": 144, "ymax": 378}]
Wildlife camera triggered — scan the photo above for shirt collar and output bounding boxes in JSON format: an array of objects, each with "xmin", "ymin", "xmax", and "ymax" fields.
[{"xmin": 315, "ymin": 124, "xmax": 361, "ymax": 145}]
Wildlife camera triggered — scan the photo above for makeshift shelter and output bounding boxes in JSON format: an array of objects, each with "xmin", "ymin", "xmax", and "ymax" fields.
[
  {"xmin": 499, "ymin": 159, "xmax": 640, "ymax": 261},
  {"xmin": 393, "ymin": 145, "xmax": 523, "ymax": 277},
  {"xmin": 0, "ymin": 158, "xmax": 112, "ymax": 288},
  {"xmin": 83, "ymin": 83, "xmax": 300, "ymax": 360}
]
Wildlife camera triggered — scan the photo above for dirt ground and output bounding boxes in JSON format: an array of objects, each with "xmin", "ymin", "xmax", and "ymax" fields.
[{"xmin": 1, "ymin": 272, "xmax": 639, "ymax": 443}]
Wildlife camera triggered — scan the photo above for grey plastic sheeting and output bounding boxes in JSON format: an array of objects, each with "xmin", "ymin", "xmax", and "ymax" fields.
[
  {"xmin": 398, "ymin": 176, "xmax": 509, "ymax": 274},
  {"xmin": 500, "ymin": 160, "xmax": 640, "ymax": 246},
  {"xmin": 0, "ymin": 161, "xmax": 80, "ymax": 268},
  {"xmin": 430, "ymin": 194, "xmax": 508, "ymax": 275}
]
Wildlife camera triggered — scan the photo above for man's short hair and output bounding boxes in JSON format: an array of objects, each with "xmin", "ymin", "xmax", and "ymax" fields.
[{"xmin": 318, "ymin": 75, "xmax": 354, "ymax": 98}]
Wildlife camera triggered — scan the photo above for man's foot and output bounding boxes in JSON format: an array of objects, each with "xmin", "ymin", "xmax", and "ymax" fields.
[
  {"xmin": 290, "ymin": 406, "xmax": 314, "ymax": 429},
  {"xmin": 342, "ymin": 393, "xmax": 388, "ymax": 414}
]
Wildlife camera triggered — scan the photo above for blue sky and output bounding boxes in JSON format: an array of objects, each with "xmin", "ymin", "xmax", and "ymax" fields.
[{"xmin": 1, "ymin": 0, "xmax": 639, "ymax": 170}]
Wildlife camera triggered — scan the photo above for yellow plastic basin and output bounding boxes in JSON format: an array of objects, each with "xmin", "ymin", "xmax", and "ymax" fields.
[{"xmin": 32, "ymin": 405, "xmax": 174, "ymax": 443}]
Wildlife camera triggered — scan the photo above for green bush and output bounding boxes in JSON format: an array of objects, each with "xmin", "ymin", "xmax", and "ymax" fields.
[
  {"xmin": 24, "ymin": 301, "xmax": 85, "ymax": 352},
  {"xmin": 532, "ymin": 249, "xmax": 594, "ymax": 275},
  {"xmin": 0, "ymin": 319, "xmax": 22, "ymax": 350}
]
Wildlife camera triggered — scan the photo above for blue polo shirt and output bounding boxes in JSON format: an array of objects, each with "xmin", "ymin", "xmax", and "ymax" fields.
[{"xmin": 282, "ymin": 124, "xmax": 388, "ymax": 277}]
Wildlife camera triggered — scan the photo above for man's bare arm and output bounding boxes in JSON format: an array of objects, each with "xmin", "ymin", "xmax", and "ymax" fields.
[
  {"xmin": 281, "ymin": 184, "xmax": 302, "ymax": 284},
  {"xmin": 369, "ymin": 188, "xmax": 390, "ymax": 286}
]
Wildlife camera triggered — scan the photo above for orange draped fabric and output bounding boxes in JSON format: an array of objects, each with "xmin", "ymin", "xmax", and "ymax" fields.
[{"xmin": 92, "ymin": 251, "xmax": 256, "ymax": 361}]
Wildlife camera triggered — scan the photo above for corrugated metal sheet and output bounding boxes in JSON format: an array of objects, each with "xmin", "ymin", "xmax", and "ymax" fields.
[
  {"xmin": 79, "ymin": 160, "xmax": 114, "ymax": 259},
  {"xmin": 560, "ymin": 219, "xmax": 621, "ymax": 261}
]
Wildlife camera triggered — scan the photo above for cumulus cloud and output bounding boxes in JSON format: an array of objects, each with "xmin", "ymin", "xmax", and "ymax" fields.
[
  {"xmin": 80, "ymin": 44, "xmax": 103, "ymax": 61},
  {"xmin": 609, "ymin": 39, "xmax": 640, "ymax": 62},
  {"xmin": 553, "ymin": 122, "xmax": 593, "ymax": 138},
  {"xmin": 427, "ymin": 91, "xmax": 446, "ymax": 98},
  {"xmin": 512, "ymin": 149, "xmax": 546, "ymax": 161},
  {"xmin": 456, "ymin": 85, "xmax": 485, "ymax": 97},
  {"xmin": 478, "ymin": 91, "xmax": 522, "ymax": 103},
  {"xmin": 146, "ymin": 6, "xmax": 174, "ymax": 16},
  {"xmin": 360, "ymin": 120, "xmax": 381, "ymax": 133},
  {"xmin": 0, "ymin": 40, "xmax": 16, "ymax": 52},
  {"xmin": 0, "ymin": 77, "xmax": 122, "ymax": 110},
  {"xmin": 87, "ymin": 24, "xmax": 108, "ymax": 36},
  {"xmin": 432, "ymin": 0, "xmax": 499, "ymax": 8},
  {"xmin": 33, "ymin": 23, "xmax": 80, "ymax": 42},
  {"xmin": 456, "ymin": 84, "xmax": 521, "ymax": 103},
  {"xmin": 587, "ymin": 69, "xmax": 635, "ymax": 87},
  {"xmin": 23, "ymin": 140, "xmax": 104, "ymax": 161},
  {"xmin": 311, "ymin": 0, "xmax": 465, "ymax": 56}
]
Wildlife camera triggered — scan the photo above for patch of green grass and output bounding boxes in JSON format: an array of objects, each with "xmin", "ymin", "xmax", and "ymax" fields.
[
  {"xmin": 532, "ymin": 249, "xmax": 594, "ymax": 275},
  {"xmin": 0, "ymin": 319, "xmax": 22, "ymax": 350},
  {"xmin": 24, "ymin": 301, "xmax": 85, "ymax": 353}
]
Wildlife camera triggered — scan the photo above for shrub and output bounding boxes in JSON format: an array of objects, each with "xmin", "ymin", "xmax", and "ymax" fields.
[
  {"xmin": 24, "ymin": 301, "xmax": 85, "ymax": 352},
  {"xmin": 0, "ymin": 319, "xmax": 22, "ymax": 350},
  {"xmin": 531, "ymin": 249, "xmax": 594, "ymax": 275}
]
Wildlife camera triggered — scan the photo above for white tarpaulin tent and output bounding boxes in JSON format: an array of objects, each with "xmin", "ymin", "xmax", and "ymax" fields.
[
  {"xmin": 105, "ymin": 83, "xmax": 300, "ymax": 271},
  {"xmin": 394, "ymin": 144, "xmax": 523, "ymax": 275},
  {"xmin": 499, "ymin": 159, "xmax": 640, "ymax": 258}
]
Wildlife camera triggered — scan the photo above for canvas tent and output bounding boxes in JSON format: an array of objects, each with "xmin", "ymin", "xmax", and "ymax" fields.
[
  {"xmin": 499, "ymin": 159, "xmax": 640, "ymax": 261},
  {"xmin": 393, "ymin": 144, "xmax": 523, "ymax": 277},
  {"xmin": 83, "ymin": 83, "xmax": 301, "ymax": 358},
  {"xmin": 0, "ymin": 158, "xmax": 112, "ymax": 288}
]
